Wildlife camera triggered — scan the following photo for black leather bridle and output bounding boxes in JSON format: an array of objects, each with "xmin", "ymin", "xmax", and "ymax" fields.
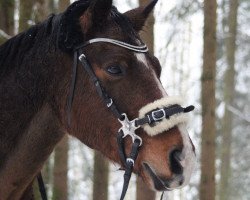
[{"xmin": 38, "ymin": 38, "xmax": 194, "ymax": 200}]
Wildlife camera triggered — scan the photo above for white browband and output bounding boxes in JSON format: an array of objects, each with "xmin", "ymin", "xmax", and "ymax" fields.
[{"xmin": 77, "ymin": 38, "xmax": 149, "ymax": 53}]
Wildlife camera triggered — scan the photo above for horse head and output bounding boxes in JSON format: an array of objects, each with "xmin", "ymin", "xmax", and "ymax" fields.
[{"xmin": 58, "ymin": 0, "xmax": 196, "ymax": 192}]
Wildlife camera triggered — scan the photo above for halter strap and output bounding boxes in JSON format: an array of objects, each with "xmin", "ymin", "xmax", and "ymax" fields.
[{"xmin": 75, "ymin": 38, "xmax": 149, "ymax": 53}]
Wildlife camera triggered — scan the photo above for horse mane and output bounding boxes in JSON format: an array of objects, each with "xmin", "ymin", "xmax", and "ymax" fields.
[{"xmin": 0, "ymin": 15, "xmax": 56, "ymax": 77}]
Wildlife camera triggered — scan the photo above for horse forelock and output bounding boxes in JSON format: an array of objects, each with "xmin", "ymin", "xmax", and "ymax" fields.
[{"xmin": 58, "ymin": 2, "xmax": 140, "ymax": 52}]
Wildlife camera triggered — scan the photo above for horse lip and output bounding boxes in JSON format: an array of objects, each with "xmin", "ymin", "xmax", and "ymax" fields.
[{"xmin": 143, "ymin": 163, "xmax": 172, "ymax": 191}]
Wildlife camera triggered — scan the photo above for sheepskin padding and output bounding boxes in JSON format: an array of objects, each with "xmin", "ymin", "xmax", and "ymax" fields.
[{"xmin": 138, "ymin": 97, "xmax": 189, "ymax": 136}]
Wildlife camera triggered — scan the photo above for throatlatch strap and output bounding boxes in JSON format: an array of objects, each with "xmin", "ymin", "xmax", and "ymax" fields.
[{"xmin": 37, "ymin": 172, "xmax": 48, "ymax": 200}]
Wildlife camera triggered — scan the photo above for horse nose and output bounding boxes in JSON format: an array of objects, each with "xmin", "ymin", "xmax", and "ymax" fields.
[{"xmin": 169, "ymin": 149, "xmax": 184, "ymax": 175}]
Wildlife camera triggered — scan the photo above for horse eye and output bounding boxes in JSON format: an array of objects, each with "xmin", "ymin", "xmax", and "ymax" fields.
[{"xmin": 106, "ymin": 65, "xmax": 123, "ymax": 76}]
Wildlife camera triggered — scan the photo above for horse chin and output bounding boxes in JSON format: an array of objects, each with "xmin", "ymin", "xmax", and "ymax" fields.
[{"xmin": 141, "ymin": 163, "xmax": 185, "ymax": 192}]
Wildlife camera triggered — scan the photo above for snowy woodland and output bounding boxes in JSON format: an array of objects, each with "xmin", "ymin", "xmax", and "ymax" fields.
[{"xmin": 0, "ymin": 0, "xmax": 249, "ymax": 200}]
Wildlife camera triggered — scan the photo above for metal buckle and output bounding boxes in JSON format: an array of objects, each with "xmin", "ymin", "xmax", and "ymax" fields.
[
  {"xmin": 151, "ymin": 108, "xmax": 166, "ymax": 122},
  {"xmin": 107, "ymin": 98, "xmax": 113, "ymax": 107},
  {"xmin": 126, "ymin": 158, "xmax": 135, "ymax": 166},
  {"xmin": 118, "ymin": 113, "xmax": 142, "ymax": 146},
  {"xmin": 79, "ymin": 53, "xmax": 86, "ymax": 61}
]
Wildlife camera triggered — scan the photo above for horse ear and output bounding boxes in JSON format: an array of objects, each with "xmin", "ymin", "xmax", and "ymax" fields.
[
  {"xmin": 124, "ymin": 0, "xmax": 158, "ymax": 32},
  {"xmin": 80, "ymin": 0, "xmax": 113, "ymax": 33},
  {"xmin": 58, "ymin": 0, "xmax": 113, "ymax": 52}
]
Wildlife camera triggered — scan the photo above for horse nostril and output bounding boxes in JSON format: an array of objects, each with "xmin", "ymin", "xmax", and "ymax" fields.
[{"xmin": 169, "ymin": 149, "xmax": 183, "ymax": 175}]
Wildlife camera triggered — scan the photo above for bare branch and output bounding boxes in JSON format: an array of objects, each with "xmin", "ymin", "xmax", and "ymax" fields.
[
  {"xmin": 0, "ymin": 29, "xmax": 11, "ymax": 39},
  {"xmin": 227, "ymin": 104, "xmax": 250, "ymax": 123}
]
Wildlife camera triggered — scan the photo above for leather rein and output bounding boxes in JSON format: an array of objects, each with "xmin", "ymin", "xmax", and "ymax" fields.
[{"xmin": 37, "ymin": 38, "xmax": 194, "ymax": 200}]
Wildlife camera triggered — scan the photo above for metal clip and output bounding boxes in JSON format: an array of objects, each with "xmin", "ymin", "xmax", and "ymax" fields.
[
  {"xmin": 79, "ymin": 53, "xmax": 86, "ymax": 61},
  {"xmin": 118, "ymin": 113, "xmax": 142, "ymax": 146},
  {"xmin": 107, "ymin": 98, "xmax": 113, "ymax": 108},
  {"xmin": 126, "ymin": 158, "xmax": 135, "ymax": 166}
]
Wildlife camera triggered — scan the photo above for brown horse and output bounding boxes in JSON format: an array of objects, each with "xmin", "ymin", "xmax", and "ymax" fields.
[{"xmin": 0, "ymin": 0, "xmax": 196, "ymax": 199}]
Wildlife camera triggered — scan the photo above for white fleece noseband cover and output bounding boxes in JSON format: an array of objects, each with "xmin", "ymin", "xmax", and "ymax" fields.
[{"xmin": 139, "ymin": 97, "xmax": 188, "ymax": 136}]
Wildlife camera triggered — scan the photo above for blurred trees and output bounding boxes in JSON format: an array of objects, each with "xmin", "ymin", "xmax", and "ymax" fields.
[
  {"xmin": 0, "ymin": 0, "xmax": 14, "ymax": 35},
  {"xmin": 93, "ymin": 151, "xmax": 109, "ymax": 200},
  {"xmin": 219, "ymin": 1, "xmax": 239, "ymax": 199},
  {"xmin": 53, "ymin": 136, "xmax": 69, "ymax": 200},
  {"xmin": 0, "ymin": 0, "xmax": 14, "ymax": 44},
  {"xmin": 58, "ymin": 0, "xmax": 70, "ymax": 12},
  {"xmin": 19, "ymin": 0, "xmax": 33, "ymax": 32}
]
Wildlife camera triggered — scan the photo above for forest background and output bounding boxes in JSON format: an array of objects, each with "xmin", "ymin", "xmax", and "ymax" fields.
[{"xmin": 0, "ymin": 0, "xmax": 249, "ymax": 200}]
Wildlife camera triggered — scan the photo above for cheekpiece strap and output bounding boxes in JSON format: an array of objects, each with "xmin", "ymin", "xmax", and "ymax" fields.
[{"xmin": 78, "ymin": 54, "xmax": 123, "ymax": 119}]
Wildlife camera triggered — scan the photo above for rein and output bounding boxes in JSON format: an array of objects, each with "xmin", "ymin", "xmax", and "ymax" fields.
[{"xmin": 38, "ymin": 38, "xmax": 194, "ymax": 200}]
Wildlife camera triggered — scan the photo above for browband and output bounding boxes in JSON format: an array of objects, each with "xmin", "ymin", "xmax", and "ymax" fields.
[{"xmin": 75, "ymin": 38, "xmax": 149, "ymax": 53}]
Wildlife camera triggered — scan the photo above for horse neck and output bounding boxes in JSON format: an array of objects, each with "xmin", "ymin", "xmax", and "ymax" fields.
[{"xmin": 0, "ymin": 103, "xmax": 65, "ymax": 199}]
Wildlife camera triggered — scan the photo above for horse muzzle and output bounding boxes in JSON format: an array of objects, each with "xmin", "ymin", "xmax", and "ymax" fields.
[{"xmin": 142, "ymin": 139, "xmax": 196, "ymax": 191}]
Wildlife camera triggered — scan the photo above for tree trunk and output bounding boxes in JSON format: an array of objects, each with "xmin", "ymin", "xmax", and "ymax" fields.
[
  {"xmin": 136, "ymin": 177, "xmax": 156, "ymax": 200},
  {"xmin": 199, "ymin": 0, "xmax": 217, "ymax": 200},
  {"xmin": 52, "ymin": 136, "xmax": 68, "ymax": 200},
  {"xmin": 136, "ymin": 0, "xmax": 156, "ymax": 200},
  {"xmin": 0, "ymin": 0, "xmax": 14, "ymax": 45},
  {"xmin": 48, "ymin": 0, "xmax": 56, "ymax": 13},
  {"xmin": 19, "ymin": 0, "xmax": 34, "ymax": 32},
  {"xmin": 0, "ymin": 0, "xmax": 14, "ymax": 35},
  {"xmin": 219, "ymin": 0, "xmax": 239, "ymax": 199},
  {"xmin": 58, "ymin": 0, "xmax": 70, "ymax": 12},
  {"xmin": 34, "ymin": 0, "xmax": 49, "ymax": 23},
  {"xmin": 93, "ymin": 151, "xmax": 109, "ymax": 200}
]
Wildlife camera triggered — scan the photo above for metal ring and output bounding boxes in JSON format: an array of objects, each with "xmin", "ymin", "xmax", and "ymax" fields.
[{"xmin": 126, "ymin": 158, "xmax": 135, "ymax": 166}]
